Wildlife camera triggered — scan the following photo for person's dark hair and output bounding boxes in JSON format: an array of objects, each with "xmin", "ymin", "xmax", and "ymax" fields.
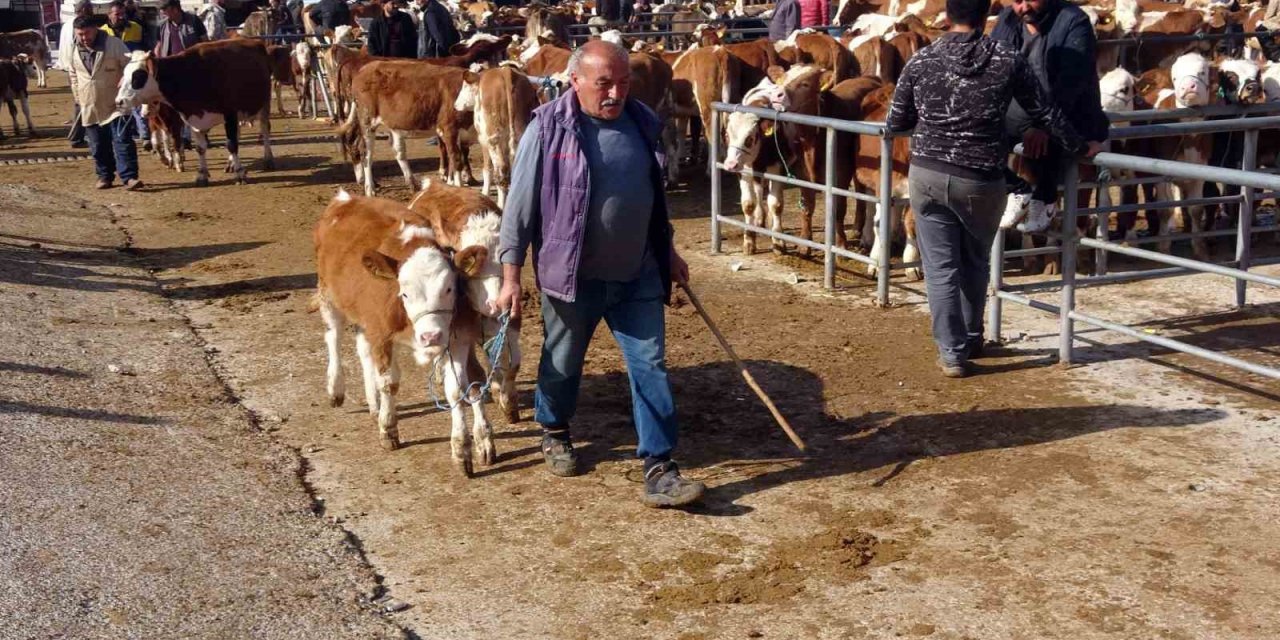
[
  {"xmin": 161, "ymin": 0, "xmax": 182, "ymax": 9},
  {"xmin": 72, "ymin": 15, "xmax": 98, "ymax": 29},
  {"xmin": 946, "ymin": 0, "xmax": 992, "ymax": 30},
  {"xmin": 74, "ymin": 1, "xmax": 94, "ymax": 16},
  {"xmin": 108, "ymin": 0, "xmax": 126, "ymax": 10}
]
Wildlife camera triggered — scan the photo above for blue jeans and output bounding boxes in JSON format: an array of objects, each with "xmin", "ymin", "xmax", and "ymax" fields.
[
  {"xmin": 133, "ymin": 107, "xmax": 149, "ymax": 140},
  {"xmin": 534, "ymin": 264, "xmax": 678, "ymax": 461},
  {"xmin": 84, "ymin": 117, "xmax": 139, "ymax": 183}
]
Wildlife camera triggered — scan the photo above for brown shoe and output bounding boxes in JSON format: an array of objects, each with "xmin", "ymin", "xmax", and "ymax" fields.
[
  {"xmin": 95, "ymin": 179, "xmax": 112, "ymax": 190},
  {"xmin": 123, "ymin": 178, "xmax": 143, "ymax": 191}
]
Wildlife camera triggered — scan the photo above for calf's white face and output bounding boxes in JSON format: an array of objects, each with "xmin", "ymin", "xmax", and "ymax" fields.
[
  {"xmin": 456, "ymin": 211, "xmax": 503, "ymax": 316},
  {"xmin": 1099, "ymin": 68, "xmax": 1135, "ymax": 112},
  {"xmin": 396, "ymin": 244, "xmax": 458, "ymax": 361},
  {"xmin": 116, "ymin": 57, "xmax": 162, "ymax": 111},
  {"xmin": 1171, "ymin": 53, "xmax": 1211, "ymax": 107},
  {"xmin": 455, "ymin": 76, "xmax": 479, "ymax": 112},
  {"xmin": 723, "ymin": 79, "xmax": 789, "ymax": 173}
]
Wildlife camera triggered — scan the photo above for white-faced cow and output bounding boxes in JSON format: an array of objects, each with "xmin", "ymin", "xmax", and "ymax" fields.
[
  {"xmin": 0, "ymin": 30, "xmax": 50, "ymax": 88},
  {"xmin": 312, "ymin": 189, "xmax": 496, "ymax": 474},
  {"xmin": 116, "ymin": 39, "xmax": 275, "ymax": 186},
  {"xmin": 408, "ymin": 177, "xmax": 522, "ymax": 423},
  {"xmin": 453, "ymin": 65, "xmax": 539, "ymax": 207}
]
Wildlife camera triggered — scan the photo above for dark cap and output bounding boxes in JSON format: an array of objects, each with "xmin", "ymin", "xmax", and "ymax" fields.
[{"xmin": 161, "ymin": 0, "xmax": 182, "ymax": 9}]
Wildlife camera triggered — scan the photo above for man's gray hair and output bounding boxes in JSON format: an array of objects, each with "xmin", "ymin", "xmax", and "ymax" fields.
[{"xmin": 567, "ymin": 40, "xmax": 630, "ymax": 76}]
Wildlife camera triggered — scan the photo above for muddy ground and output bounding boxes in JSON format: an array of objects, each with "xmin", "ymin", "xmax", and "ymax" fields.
[{"xmin": 2, "ymin": 75, "xmax": 1278, "ymax": 639}]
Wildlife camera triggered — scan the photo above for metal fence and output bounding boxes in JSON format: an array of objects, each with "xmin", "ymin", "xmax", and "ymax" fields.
[
  {"xmin": 709, "ymin": 100, "xmax": 1280, "ymax": 380},
  {"xmin": 708, "ymin": 101, "xmax": 907, "ymax": 306},
  {"xmin": 987, "ymin": 110, "xmax": 1280, "ymax": 381}
]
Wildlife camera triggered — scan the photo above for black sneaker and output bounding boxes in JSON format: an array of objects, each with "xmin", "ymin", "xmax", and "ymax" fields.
[
  {"xmin": 541, "ymin": 433, "xmax": 580, "ymax": 477},
  {"xmin": 642, "ymin": 461, "xmax": 705, "ymax": 508}
]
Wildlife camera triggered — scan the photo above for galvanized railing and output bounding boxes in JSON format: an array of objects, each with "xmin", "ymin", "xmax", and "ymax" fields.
[
  {"xmin": 709, "ymin": 101, "xmax": 906, "ymax": 306},
  {"xmin": 709, "ymin": 99, "xmax": 1280, "ymax": 379},
  {"xmin": 988, "ymin": 106, "xmax": 1280, "ymax": 381}
]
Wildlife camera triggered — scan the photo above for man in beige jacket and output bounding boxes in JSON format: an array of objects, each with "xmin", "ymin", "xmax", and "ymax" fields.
[{"xmin": 65, "ymin": 16, "xmax": 142, "ymax": 190}]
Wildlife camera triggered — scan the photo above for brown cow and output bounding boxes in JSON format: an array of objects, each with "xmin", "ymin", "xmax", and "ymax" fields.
[
  {"xmin": 341, "ymin": 60, "xmax": 471, "ymax": 194},
  {"xmin": 454, "ymin": 65, "xmax": 540, "ymax": 207},
  {"xmin": 116, "ymin": 39, "xmax": 276, "ymax": 186},
  {"xmin": 775, "ymin": 31, "xmax": 859, "ymax": 85},
  {"xmin": 671, "ymin": 45, "xmax": 738, "ymax": 167},
  {"xmin": 627, "ymin": 50, "xmax": 679, "ymax": 182},
  {"xmin": 0, "ymin": 57, "xmax": 35, "ymax": 138},
  {"xmin": 313, "ymin": 189, "xmax": 495, "ymax": 474},
  {"xmin": 854, "ymin": 83, "xmax": 920, "ymax": 279},
  {"xmin": 0, "ymin": 30, "xmax": 50, "ymax": 88},
  {"xmin": 721, "ymin": 65, "xmax": 825, "ymax": 254},
  {"xmin": 407, "ymin": 178, "xmax": 522, "ymax": 424},
  {"xmin": 518, "ymin": 38, "xmax": 573, "ymax": 78}
]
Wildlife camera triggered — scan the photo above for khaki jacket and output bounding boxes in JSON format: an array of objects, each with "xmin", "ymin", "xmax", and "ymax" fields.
[{"xmin": 65, "ymin": 32, "xmax": 131, "ymax": 127}]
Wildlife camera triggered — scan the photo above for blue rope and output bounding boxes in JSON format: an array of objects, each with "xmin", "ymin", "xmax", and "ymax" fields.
[{"xmin": 426, "ymin": 311, "xmax": 513, "ymax": 412}]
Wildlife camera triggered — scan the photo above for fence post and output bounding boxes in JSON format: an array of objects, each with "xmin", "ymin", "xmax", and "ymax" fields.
[
  {"xmin": 876, "ymin": 133, "xmax": 893, "ymax": 307},
  {"xmin": 710, "ymin": 108, "xmax": 722, "ymax": 255},
  {"xmin": 1237, "ymin": 128, "xmax": 1257, "ymax": 308},
  {"xmin": 1058, "ymin": 163, "xmax": 1081, "ymax": 365},
  {"xmin": 823, "ymin": 127, "xmax": 836, "ymax": 290},
  {"xmin": 987, "ymin": 227, "xmax": 1005, "ymax": 344},
  {"xmin": 1094, "ymin": 177, "xmax": 1110, "ymax": 276}
]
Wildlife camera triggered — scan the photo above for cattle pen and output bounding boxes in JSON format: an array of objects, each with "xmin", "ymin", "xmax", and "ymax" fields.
[{"xmin": 708, "ymin": 100, "xmax": 1280, "ymax": 382}]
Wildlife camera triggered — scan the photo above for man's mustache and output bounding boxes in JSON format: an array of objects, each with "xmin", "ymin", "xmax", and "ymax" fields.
[{"xmin": 601, "ymin": 98, "xmax": 621, "ymax": 107}]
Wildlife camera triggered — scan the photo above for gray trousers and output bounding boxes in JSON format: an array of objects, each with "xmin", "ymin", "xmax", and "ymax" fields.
[{"xmin": 908, "ymin": 164, "xmax": 1007, "ymax": 365}]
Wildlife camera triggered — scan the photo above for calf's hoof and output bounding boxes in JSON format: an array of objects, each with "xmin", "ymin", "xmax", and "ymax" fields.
[
  {"xmin": 379, "ymin": 429, "xmax": 400, "ymax": 451},
  {"xmin": 194, "ymin": 174, "xmax": 209, "ymax": 187},
  {"xmin": 455, "ymin": 455, "xmax": 475, "ymax": 478},
  {"xmin": 235, "ymin": 172, "xmax": 249, "ymax": 185},
  {"xmin": 906, "ymin": 267, "xmax": 924, "ymax": 281},
  {"xmin": 475, "ymin": 438, "xmax": 496, "ymax": 467},
  {"xmin": 328, "ymin": 393, "xmax": 344, "ymax": 408},
  {"xmin": 1042, "ymin": 261, "xmax": 1061, "ymax": 277}
]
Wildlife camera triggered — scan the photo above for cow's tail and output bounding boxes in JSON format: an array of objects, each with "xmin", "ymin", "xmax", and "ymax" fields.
[{"xmin": 336, "ymin": 106, "xmax": 362, "ymax": 163}]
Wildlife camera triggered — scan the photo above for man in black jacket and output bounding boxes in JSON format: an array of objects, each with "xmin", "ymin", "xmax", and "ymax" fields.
[
  {"xmin": 989, "ymin": 0, "xmax": 1109, "ymax": 232},
  {"xmin": 308, "ymin": 0, "xmax": 351, "ymax": 37},
  {"xmin": 888, "ymin": 0, "xmax": 1101, "ymax": 377},
  {"xmin": 368, "ymin": 0, "xmax": 418, "ymax": 58},
  {"xmin": 416, "ymin": 0, "xmax": 459, "ymax": 58}
]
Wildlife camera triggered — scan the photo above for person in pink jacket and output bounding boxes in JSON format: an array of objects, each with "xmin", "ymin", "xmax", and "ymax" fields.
[{"xmin": 798, "ymin": 0, "xmax": 828, "ymax": 28}]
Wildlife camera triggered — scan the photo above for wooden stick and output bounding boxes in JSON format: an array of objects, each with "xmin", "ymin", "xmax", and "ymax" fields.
[{"xmin": 678, "ymin": 282, "xmax": 807, "ymax": 452}]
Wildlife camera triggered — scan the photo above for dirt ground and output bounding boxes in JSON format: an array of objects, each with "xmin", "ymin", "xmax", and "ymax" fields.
[{"xmin": 2, "ymin": 74, "xmax": 1278, "ymax": 639}]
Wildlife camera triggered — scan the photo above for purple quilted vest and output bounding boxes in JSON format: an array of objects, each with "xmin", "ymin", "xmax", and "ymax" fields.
[{"xmin": 532, "ymin": 89, "xmax": 672, "ymax": 303}]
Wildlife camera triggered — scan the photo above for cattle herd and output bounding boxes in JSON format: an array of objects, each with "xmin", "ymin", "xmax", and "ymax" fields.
[{"xmin": 0, "ymin": 0, "xmax": 1275, "ymax": 471}]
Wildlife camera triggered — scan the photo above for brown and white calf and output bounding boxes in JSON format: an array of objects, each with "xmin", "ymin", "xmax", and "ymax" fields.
[
  {"xmin": 671, "ymin": 45, "xmax": 738, "ymax": 167},
  {"xmin": 144, "ymin": 101, "xmax": 185, "ymax": 171},
  {"xmin": 408, "ymin": 178, "xmax": 522, "ymax": 423},
  {"xmin": 340, "ymin": 60, "xmax": 472, "ymax": 195},
  {"xmin": 1135, "ymin": 52, "xmax": 1223, "ymax": 259},
  {"xmin": 454, "ymin": 65, "xmax": 540, "ymax": 207},
  {"xmin": 116, "ymin": 39, "xmax": 275, "ymax": 186},
  {"xmin": 0, "ymin": 57, "xmax": 35, "ymax": 138},
  {"xmin": 854, "ymin": 82, "xmax": 920, "ymax": 280},
  {"xmin": 721, "ymin": 65, "xmax": 827, "ymax": 256},
  {"xmin": 0, "ymin": 30, "xmax": 50, "ymax": 88},
  {"xmin": 313, "ymin": 189, "xmax": 496, "ymax": 474}
]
